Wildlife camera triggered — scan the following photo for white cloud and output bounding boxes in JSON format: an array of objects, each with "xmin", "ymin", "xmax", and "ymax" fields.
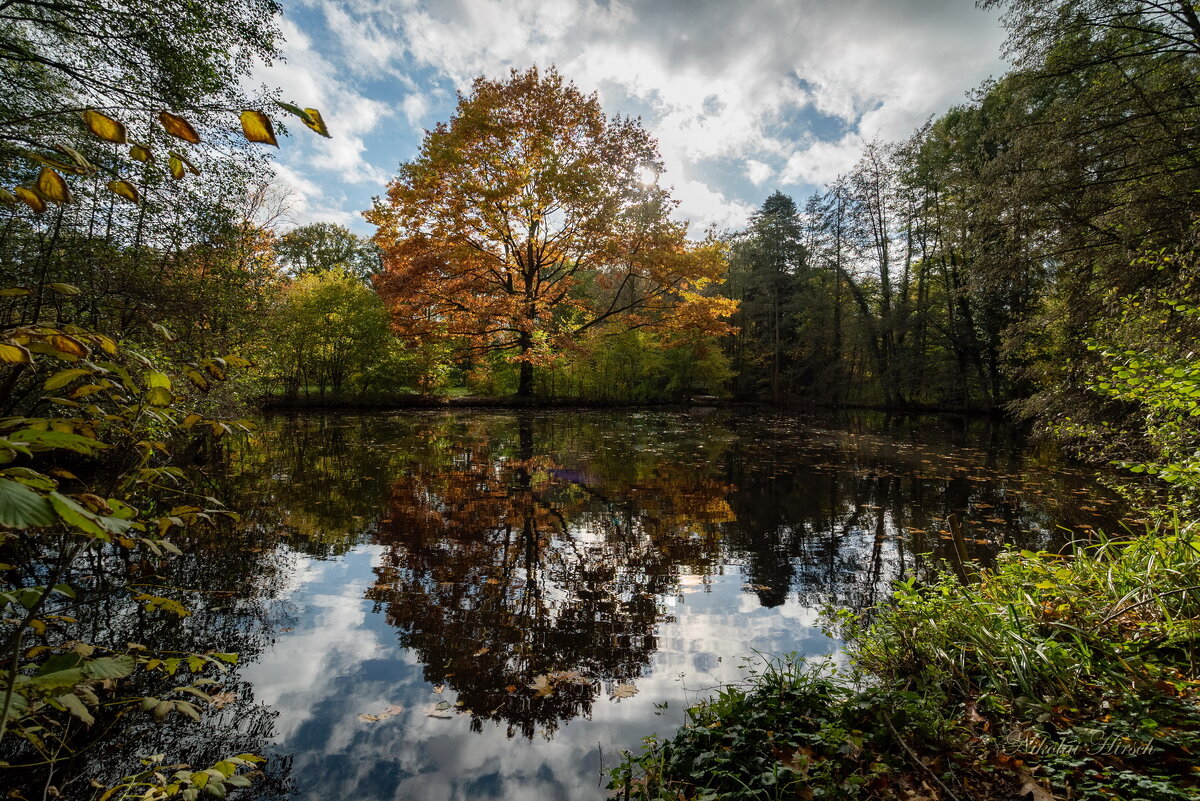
[
  {"xmin": 746, "ymin": 159, "xmax": 773, "ymax": 186},
  {"xmin": 270, "ymin": 0, "xmax": 1008, "ymax": 234},
  {"xmin": 779, "ymin": 133, "xmax": 865, "ymax": 186}
]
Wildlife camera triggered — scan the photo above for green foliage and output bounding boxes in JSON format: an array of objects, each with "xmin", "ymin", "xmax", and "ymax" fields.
[
  {"xmin": 0, "ymin": 317, "xmax": 258, "ymax": 776},
  {"xmin": 535, "ymin": 328, "xmax": 731, "ymax": 403},
  {"xmin": 261, "ymin": 269, "xmax": 436, "ymax": 398},
  {"xmin": 618, "ymin": 531, "xmax": 1200, "ymax": 800},
  {"xmin": 274, "ymin": 223, "xmax": 380, "ymax": 280},
  {"xmin": 1056, "ymin": 243, "xmax": 1200, "ymax": 510}
]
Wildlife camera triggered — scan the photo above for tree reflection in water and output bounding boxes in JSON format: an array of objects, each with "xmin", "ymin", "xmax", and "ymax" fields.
[
  {"xmin": 351, "ymin": 410, "xmax": 1127, "ymax": 741},
  {"xmin": 365, "ymin": 415, "xmax": 733, "ymax": 738}
]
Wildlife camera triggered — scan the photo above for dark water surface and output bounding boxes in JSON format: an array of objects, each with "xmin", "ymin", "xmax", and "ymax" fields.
[{"xmin": 192, "ymin": 410, "xmax": 1130, "ymax": 800}]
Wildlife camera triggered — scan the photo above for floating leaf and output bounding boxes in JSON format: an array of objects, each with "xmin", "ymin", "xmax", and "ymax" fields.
[
  {"xmin": 158, "ymin": 111, "xmax": 200, "ymax": 144},
  {"xmin": 14, "ymin": 186, "xmax": 46, "ymax": 213},
  {"xmin": 611, "ymin": 683, "xmax": 639, "ymax": 699},
  {"xmin": 303, "ymin": 108, "xmax": 331, "ymax": 138},
  {"xmin": 239, "ymin": 110, "xmax": 278, "ymax": 147},
  {"xmin": 528, "ymin": 674, "xmax": 554, "ymax": 697},
  {"xmin": 107, "ymin": 180, "xmax": 140, "ymax": 204},
  {"xmin": 0, "ymin": 478, "xmax": 56, "ymax": 528},
  {"xmin": 129, "ymin": 144, "xmax": 152, "ymax": 162},
  {"xmin": 82, "ymin": 110, "xmax": 127, "ymax": 143}
]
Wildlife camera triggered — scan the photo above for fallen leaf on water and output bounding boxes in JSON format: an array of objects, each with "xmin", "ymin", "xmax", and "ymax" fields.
[
  {"xmin": 432, "ymin": 684, "xmax": 445, "ymax": 694},
  {"xmin": 358, "ymin": 704, "xmax": 403, "ymax": 722},
  {"xmin": 474, "ymin": 647, "xmax": 490, "ymax": 657},
  {"xmin": 611, "ymin": 684, "xmax": 639, "ymax": 699},
  {"xmin": 210, "ymin": 692, "xmax": 237, "ymax": 709},
  {"xmin": 528, "ymin": 675, "xmax": 554, "ymax": 697}
]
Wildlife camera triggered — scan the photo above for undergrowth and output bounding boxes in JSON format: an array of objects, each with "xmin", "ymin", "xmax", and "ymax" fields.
[{"xmin": 612, "ymin": 529, "xmax": 1200, "ymax": 800}]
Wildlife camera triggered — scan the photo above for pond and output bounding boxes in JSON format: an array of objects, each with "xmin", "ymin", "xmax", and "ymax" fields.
[{"xmin": 35, "ymin": 409, "xmax": 1136, "ymax": 800}]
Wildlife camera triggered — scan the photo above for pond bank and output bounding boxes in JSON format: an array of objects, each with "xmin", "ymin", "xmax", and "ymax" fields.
[
  {"xmin": 257, "ymin": 394, "xmax": 1008, "ymax": 417},
  {"xmin": 613, "ymin": 528, "xmax": 1200, "ymax": 801}
]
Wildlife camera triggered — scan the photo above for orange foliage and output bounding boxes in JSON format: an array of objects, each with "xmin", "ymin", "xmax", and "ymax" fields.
[{"xmin": 366, "ymin": 66, "xmax": 735, "ymax": 394}]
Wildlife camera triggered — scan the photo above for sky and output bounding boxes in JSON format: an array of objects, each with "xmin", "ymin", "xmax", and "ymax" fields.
[{"xmin": 252, "ymin": 0, "xmax": 1010, "ymax": 237}]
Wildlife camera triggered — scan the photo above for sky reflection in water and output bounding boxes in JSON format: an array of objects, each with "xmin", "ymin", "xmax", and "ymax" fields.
[{"xmin": 227, "ymin": 410, "xmax": 1128, "ymax": 800}]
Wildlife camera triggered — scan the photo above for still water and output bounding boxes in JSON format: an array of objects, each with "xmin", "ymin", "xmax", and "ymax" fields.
[{"xmin": 191, "ymin": 409, "xmax": 1127, "ymax": 800}]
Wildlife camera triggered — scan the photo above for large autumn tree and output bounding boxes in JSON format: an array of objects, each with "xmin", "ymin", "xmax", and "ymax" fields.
[{"xmin": 367, "ymin": 66, "xmax": 733, "ymax": 397}]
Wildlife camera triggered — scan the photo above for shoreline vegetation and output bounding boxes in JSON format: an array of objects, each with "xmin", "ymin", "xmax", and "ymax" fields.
[
  {"xmin": 611, "ymin": 530, "xmax": 1200, "ymax": 801},
  {"xmin": 254, "ymin": 393, "xmax": 1013, "ymax": 417}
]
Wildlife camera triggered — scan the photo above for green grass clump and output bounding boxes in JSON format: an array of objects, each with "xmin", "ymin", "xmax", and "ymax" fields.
[{"xmin": 614, "ymin": 530, "xmax": 1200, "ymax": 800}]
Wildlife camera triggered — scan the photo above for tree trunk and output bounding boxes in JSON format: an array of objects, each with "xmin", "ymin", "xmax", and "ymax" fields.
[{"xmin": 517, "ymin": 332, "xmax": 535, "ymax": 398}]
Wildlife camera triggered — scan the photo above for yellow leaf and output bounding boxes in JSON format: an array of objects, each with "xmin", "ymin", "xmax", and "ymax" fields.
[
  {"xmin": 0, "ymin": 188, "xmax": 17, "ymax": 206},
  {"xmin": 169, "ymin": 150, "xmax": 200, "ymax": 175},
  {"xmin": 158, "ymin": 111, "xmax": 200, "ymax": 144},
  {"xmin": 48, "ymin": 334, "xmax": 89, "ymax": 359},
  {"xmin": 36, "ymin": 168, "xmax": 69, "ymax": 204},
  {"xmin": 82, "ymin": 110, "xmax": 127, "ymax": 143},
  {"xmin": 168, "ymin": 156, "xmax": 185, "ymax": 180},
  {"xmin": 239, "ymin": 110, "xmax": 278, "ymax": 147},
  {"xmin": 14, "ymin": 186, "xmax": 46, "ymax": 213},
  {"xmin": 48, "ymin": 283, "xmax": 81, "ymax": 295},
  {"xmin": 0, "ymin": 342, "xmax": 31, "ymax": 364},
  {"xmin": 0, "ymin": 287, "xmax": 31, "ymax": 297},
  {"xmin": 91, "ymin": 334, "xmax": 118, "ymax": 354},
  {"xmin": 129, "ymin": 144, "xmax": 152, "ymax": 162},
  {"xmin": 107, "ymin": 180, "xmax": 140, "ymax": 204},
  {"xmin": 144, "ymin": 386, "xmax": 173, "ymax": 407},
  {"xmin": 303, "ymin": 108, "xmax": 331, "ymax": 138}
]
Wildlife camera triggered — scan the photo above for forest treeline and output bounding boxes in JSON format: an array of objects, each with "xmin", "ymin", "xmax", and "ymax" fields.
[{"xmin": 3, "ymin": 0, "xmax": 1200, "ymax": 450}]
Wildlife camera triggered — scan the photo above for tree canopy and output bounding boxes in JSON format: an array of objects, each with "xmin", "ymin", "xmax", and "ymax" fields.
[{"xmin": 366, "ymin": 66, "xmax": 733, "ymax": 397}]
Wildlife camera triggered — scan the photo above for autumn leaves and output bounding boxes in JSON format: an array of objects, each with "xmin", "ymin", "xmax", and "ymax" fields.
[
  {"xmin": 5, "ymin": 101, "xmax": 329, "ymax": 213},
  {"xmin": 368, "ymin": 66, "xmax": 735, "ymax": 398}
]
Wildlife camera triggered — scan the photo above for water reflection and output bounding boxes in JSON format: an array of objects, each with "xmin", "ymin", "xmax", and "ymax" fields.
[{"xmin": 219, "ymin": 409, "xmax": 1128, "ymax": 801}]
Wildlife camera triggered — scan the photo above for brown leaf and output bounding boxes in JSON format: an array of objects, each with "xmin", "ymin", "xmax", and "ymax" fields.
[
  {"xmin": 528, "ymin": 674, "xmax": 554, "ymax": 697},
  {"xmin": 611, "ymin": 683, "xmax": 639, "ymax": 699},
  {"xmin": 159, "ymin": 111, "xmax": 200, "ymax": 144},
  {"xmin": 48, "ymin": 334, "xmax": 89, "ymax": 359},
  {"xmin": 1018, "ymin": 769, "xmax": 1058, "ymax": 801}
]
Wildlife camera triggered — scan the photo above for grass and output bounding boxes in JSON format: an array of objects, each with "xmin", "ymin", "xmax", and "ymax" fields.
[{"xmin": 613, "ymin": 528, "xmax": 1200, "ymax": 800}]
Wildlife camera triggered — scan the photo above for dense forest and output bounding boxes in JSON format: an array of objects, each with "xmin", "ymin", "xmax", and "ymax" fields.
[{"xmin": 2, "ymin": 0, "xmax": 1200, "ymax": 799}]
